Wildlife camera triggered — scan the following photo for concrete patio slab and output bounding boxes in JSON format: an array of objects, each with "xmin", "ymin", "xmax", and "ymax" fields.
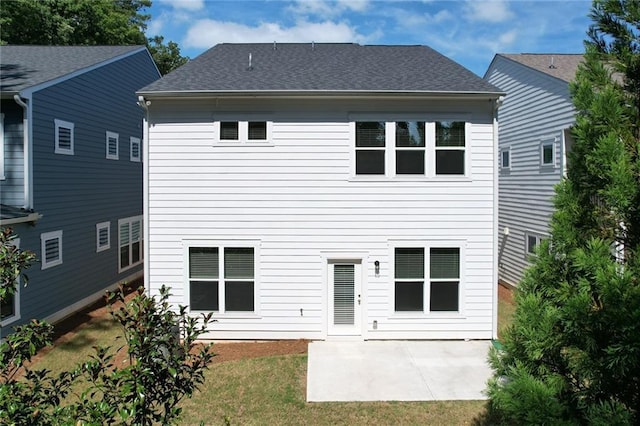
[{"xmin": 306, "ymin": 340, "xmax": 492, "ymax": 402}]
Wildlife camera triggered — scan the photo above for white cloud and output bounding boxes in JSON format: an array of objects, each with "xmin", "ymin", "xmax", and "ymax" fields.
[
  {"xmin": 288, "ymin": 0, "xmax": 370, "ymax": 18},
  {"xmin": 157, "ymin": 0, "xmax": 204, "ymax": 11},
  {"xmin": 183, "ymin": 19, "xmax": 373, "ymax": 49},
  {"xmin": 464, "ymin": 0, "xmax": 513, "ymax": 23},
  {"xmin": 498, "ymin": 29, "xmax": 517, "ymax": 46}
]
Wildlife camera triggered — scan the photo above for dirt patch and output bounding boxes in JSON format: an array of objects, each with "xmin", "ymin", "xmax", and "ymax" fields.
[{"xmin": 498, "ymin": 282, "xmax": 515, "ymax": 305}]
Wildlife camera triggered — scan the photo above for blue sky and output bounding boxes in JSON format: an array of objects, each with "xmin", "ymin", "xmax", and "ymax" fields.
[{"xmin": 146, "ymin": 0, "xmax": 593, "ymax": 76}]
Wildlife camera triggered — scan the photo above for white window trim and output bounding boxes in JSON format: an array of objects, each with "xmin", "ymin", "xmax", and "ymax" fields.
[
  {"xmin": 349, "ymin": 115, "xmax": 470, "ymax": 180},
  {"xmin": 540, "ymin": 139, "xmax": 556, "ymax": 167},
  {"xmin": 41, "ymin": 230, "xmax": 63, "ymax": 270},
  {"xmin": 96, "ymin": 221, "xmax": 111, "ymax": 252},
  {"xmin": 388, "ymin": 240, "xmax": 466, "ymax": 318},
  {"xmin": 118, "ymin": 215, "xmax": 143, "ymax": 272},
  {"xmin": 184, "ymin": 239, "xmax": 261, "ymax": 318},
  {"xmin": 106, "ymin": 131, "xmax": 119, "ymax": 160},
  {"xmin": 1, "ymin": 237, "xmax": 21, "ymax": 327},
  {"xmin": 213, "ymin": 120, "xmax": 273, "ymax": 144},
  {"xmin": 500, "ymin": 146, "xmax": 511, "ymax": 170},
  {"xmin": 130, "ymin": 137, "xmax": 141, "ymax": 162},
  {"xmin": 1, "ymin": 113, "xmax": 5, "ymax": 180},
  {"xmin": 54, "ymin": 119, "xmax": 74, "ymax": 155}
]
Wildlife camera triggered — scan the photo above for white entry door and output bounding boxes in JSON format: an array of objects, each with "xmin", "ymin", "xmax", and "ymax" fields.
[{"xmin": 328, "ymin": 260, "xmax": 362, "ymax": 336}]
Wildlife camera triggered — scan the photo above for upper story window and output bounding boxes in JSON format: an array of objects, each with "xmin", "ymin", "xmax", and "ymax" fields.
[
  {"xmin": 130, "ymin": 137, "xmax": 141, "ymax": 162},
  {"xmin": 215, "ymin": 120, "xmax": 271, "ymax": 143},
  {"xmin": 106, "ymin": 131, "xmax": 119, "ymax": 160},
  {"xmin": 541, "ymin": 139, "xmax": 555, "ymax": 167},
  {"xmin": 54, "ymin": 119, "xmax": 74, "ymax": 155},
  {"xmin": 41, "ymin": 230, "xmax": 63, "ymax": 270},
  {"xmin": 353, "ymin": 119, "xmax": 468, "ymax": 178},
  {"xmin": 435, "ymin": 121, "xmax": 465, "ymax": 175}
]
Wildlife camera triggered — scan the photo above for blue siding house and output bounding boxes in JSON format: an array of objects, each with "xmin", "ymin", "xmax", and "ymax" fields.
[{"xmin": 1, "ymin": 46, "xmax": 161, "ymax": 336}]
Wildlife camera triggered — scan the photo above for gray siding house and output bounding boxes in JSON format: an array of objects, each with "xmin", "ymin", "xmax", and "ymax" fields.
[
  {"xmin": 139, "ymin": 43, "xmax": 504, "ymax": 340},
  {"xmin": 484, "ymin": 53, "xmax": 583, "ymax": 287},
  {"xmin": 1, "ymin": 46, "xmax": 161, "ymax": 336}
]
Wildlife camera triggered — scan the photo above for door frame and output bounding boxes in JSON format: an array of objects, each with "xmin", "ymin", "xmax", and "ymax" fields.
[{"xmin": 322, "ymin": 252, "xmax": 368, "ymax": 339}]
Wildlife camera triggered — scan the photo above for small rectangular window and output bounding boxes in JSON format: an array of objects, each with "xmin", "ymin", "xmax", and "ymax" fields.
[
  {"xmin": 106, "ymin": 131, "xmax": 119, "ymax": 160},
  {"xmin": 525, "ymin": 233, "xmax": 543, "ymax": 257},
  {"xmin": 394, "ymin": 247, "xmax": 424, "ymax": 311},
  {"xmin": 54, "ymin": 119, "xmax": 74, "ymax": 155},
  {"xmin": 130, "ymin": 137, "xmax": 141, "ymax": 162},
  {"xmin": 220, "ymin": 122, "xmax": 239, "ymax": 140},
  {"xmin": 435, "ymin": 121, "xmax": 465, "ymax": 175},
  {"xmin": 41, "ymin": 230, "xmax": 63, "ymax": 269},
  {"xmin": 356, "ymin": 121, "xmax": 386, "ymax": 175},
  {"xmin": 501, "ymin": 148, "xmax": 510, "ymax": 169},
  {"xmin": 541, "ymin": 142, "xmax": 554, "ymax": 166},
  {"xmin": 96, "ymin": 221, "xmax": 110, "ymax": 252},
  {"xmin": 118, "ymin": 216, "xmax": 143, "ymax": 272},
  {"xmin": 396, "ymin": 121, "xmax": 426, "ymax": 175},
  {"xmin": 248, "ymin": 121, "xmax": 267, "ymax": 140},
  {"xmin": 429, "ymin": 247, "xmax": 460, "ymax": 312}
]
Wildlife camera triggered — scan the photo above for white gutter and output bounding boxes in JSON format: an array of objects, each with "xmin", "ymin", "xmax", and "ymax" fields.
[
  {"xmin": 137, "ymin": 95, "xmax": 151, "ymax": 296},
  {"xmin": 13, "ymin": 94, "xmax": 33, "ymax": 210},
  {"xmin": 492, "ymin": 95, "xmax": 504, "ymax": 340}
]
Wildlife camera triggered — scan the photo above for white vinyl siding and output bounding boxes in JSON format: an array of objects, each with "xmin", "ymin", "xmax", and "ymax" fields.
[
  {"xmin": 146, "ymin": 97, "xmax": 495, "ymax": 340},
  {"xmin": 96, "ymin": 221, "xmax": 111, "ymax": 252},
  {"xmin": 54, "ymin": 119, "xmax": 74, "ymax": 155},
  {"xmin": 130, "ymin": 137, "xmax": 141, "ymax": 162},
  {"xmin": 41, "ymin": 230, "xmax": 63, "ymax": 269},
  {"xmin": 106, "ymin": 131, "xmax": 119, "ymax": 160},
  {"xmin": 486, "ymin": 56, "xmax": 576, "ymax": 287},
  {"xmin": 119, "ymin": 216, "xmax": 142, "ymax": 272}
]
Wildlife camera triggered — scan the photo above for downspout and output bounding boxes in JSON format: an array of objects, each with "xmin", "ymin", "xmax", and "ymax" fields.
[
  {"xmin": 13, "ymin": 94, "xmax": 33, "ymax": 210},
  {"xmin": 492, "ymin": 96, "xmax": 504, "ymax": 340},
  {"xmin": 137, "ymin": 96, "xmax": 151, "ymax": 296}
]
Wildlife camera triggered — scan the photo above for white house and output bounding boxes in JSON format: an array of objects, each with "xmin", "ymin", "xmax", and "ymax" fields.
[
  {"xmin": 484, "ymin": 54, "xmax": 583, "ymax": 288},
  {"xmin": 138, "ymin": 43, "xmax": 504, "ymax": 340}
]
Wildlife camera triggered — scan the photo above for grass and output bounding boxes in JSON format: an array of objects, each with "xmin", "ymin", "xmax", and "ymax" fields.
[
  {"xmin": 497, "ymin": 296, "xmax": 516, "ymax": 340},
  {"xmin": 28, "ymin": 288, "xmax": 517, "ymax": 425}
]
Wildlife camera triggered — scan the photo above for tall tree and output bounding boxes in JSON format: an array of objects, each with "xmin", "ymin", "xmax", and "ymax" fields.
[
  {"xmin": 486, "ymin": 0, "xmax": 640, "ymax": 424},
  {"xmin": 0, "ymin": 0, "xmax": 187, "ymax": 74}
]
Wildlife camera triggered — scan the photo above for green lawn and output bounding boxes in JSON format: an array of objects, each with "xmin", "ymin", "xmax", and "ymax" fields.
[{"xmin": 30, "ymin": 290, "xmax": 516, "ymax": 425}]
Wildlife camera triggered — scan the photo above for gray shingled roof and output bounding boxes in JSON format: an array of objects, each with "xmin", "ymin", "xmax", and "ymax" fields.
[
  {"xmin": 0, "ymin": 45, "xmax": 145, "ymax": 94},
  {"xmin": 499, "ymin": 54, "xmax": 584, "ymax": 83},
  {"xmin": 139, "ymin": 43, "xmax": 501, "ymax": 95}
]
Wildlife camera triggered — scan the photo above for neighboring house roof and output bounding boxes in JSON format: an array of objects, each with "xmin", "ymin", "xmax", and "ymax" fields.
[
  {"xmin": 0, "ymin": 45, "xmax": 147, "ymax": 95},
  {"xmin": 494, "ymin": 53, "xmax": 584, "ymax": 83},
  {"xmin": 139, "ymin": 43, "xmax": 502, "ymax": 96}
]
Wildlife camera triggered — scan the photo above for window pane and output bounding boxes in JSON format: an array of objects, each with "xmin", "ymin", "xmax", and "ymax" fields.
[
  {"xmin": 436, "ymin": 121, "xmax": 465, "ymax": 147},
  {"xmin": 435, "ymin": 150, "xmax": 464, "ymax": 175},
  {"xmin": 225, "ymin": 281, "xmax": 254, "ymax": 311},
  {"xmin": 527, "ymin": 235, "xmax": 538, "ymax": 254},
  {"xmin": 395, "ymin": 248, "xmax": 424, "ymax": 279},
  {"xmin": 356, "ymin": 150, "xmax": 385, "ymax": 174},
  {"xmin": 131, "ymin": 220, "xmax": 141, "ymax": 242},
  {"xmin": 502, "ymin": 150, "xmax": 510, "ymax": 168},
  {"xmin": 542, "ymin": 144, "xmax": 553, "ymax": 164},
  {"xmin": 430, "ymin": 248, "xmax": 459, "ymax": 279},
  {"xmin": 220, "ymin": 122, "xmax": 239, "ymax": 140},
  {"xmin": 224, "ymin": 247, "xmax": 254, "ymax": 279},
  {"xmin": 120, "ymin": 223, "xmax": 130, "ymax": 245},
  {"xmin": 396, "ymin": 150, "xmax": 425, "ymax": 174},
  {"xmin": 120, "ymin": 245, "xmax": 130, "ymax": 268},
  {"xmin": 356, "ymin": 122, "xmax": 385, "ymax": 147},
  {"xmin": 1, "ymin": 294, "xmax": 15, "ymax": 319},
  {"xmin": 132, "ymin": 242, "xmax": 141, "ymax": 264},
  {"xmin": 430, "ymin": 281, "xmax": 459, "ymax": 311},
  {"xmin": 190, "ymin": 281, "xmax": 219, "ymax": 310},
  {"xmin": 395, "ymin": 281, "xmax": 424, "ymax": 311},
  {"xmin": 396, "ymin": 121, "xmax": 425, "ymax": 147},
  {"xmin": 189, "ymin": 247, "xmax": 219, "ymax": 279},
  {"xmin": 248, "ymin": 121, "xmax": 267, "ymax": 140}
]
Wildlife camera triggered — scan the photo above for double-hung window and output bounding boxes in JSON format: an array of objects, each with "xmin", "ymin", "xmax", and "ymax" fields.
[
  {"xmin": 394, "ymin": 245, "xmax": 461, "ymax": 313},
  {"xmin": 355, "ymin": 121, "xmax": 386, "ymax": 174},
  {"xmin": 118, "ymin": 216, "xmax": 142, "ymax": 271},
  {"xmin": 435, "ymin": 121, "xmax": 465, "ymax": 175},
  {"xmin": 188, "ymin": 245, "xmax": 256, "ymax": 313},
  {"xmin": 54, "ymin": 119, "xmax": 74, "ymax": 155},
  {"xmin": 41, "ymin": 230, "xmax": 63, "ymax": 269},
  {"xmin": 215, "ymin": 120, "xmax": 271, "ymax": 143},
  {"xmin": 396, "ymin": 121, "xmax": 426, "ymax": 174},
  {"xmin": 106, "ymin": 131, "xmax": 119, "ymax": 160}
]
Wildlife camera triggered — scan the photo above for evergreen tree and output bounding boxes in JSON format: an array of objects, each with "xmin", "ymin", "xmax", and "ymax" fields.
[{"xmin": 486, "ymin": 0, "xmax": 640, "ymax": 424}]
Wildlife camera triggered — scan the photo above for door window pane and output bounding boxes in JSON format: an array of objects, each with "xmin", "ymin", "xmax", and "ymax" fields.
[{"xmin": 334, "ymin": 264, "xmax": 355, "ymax": 325}]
